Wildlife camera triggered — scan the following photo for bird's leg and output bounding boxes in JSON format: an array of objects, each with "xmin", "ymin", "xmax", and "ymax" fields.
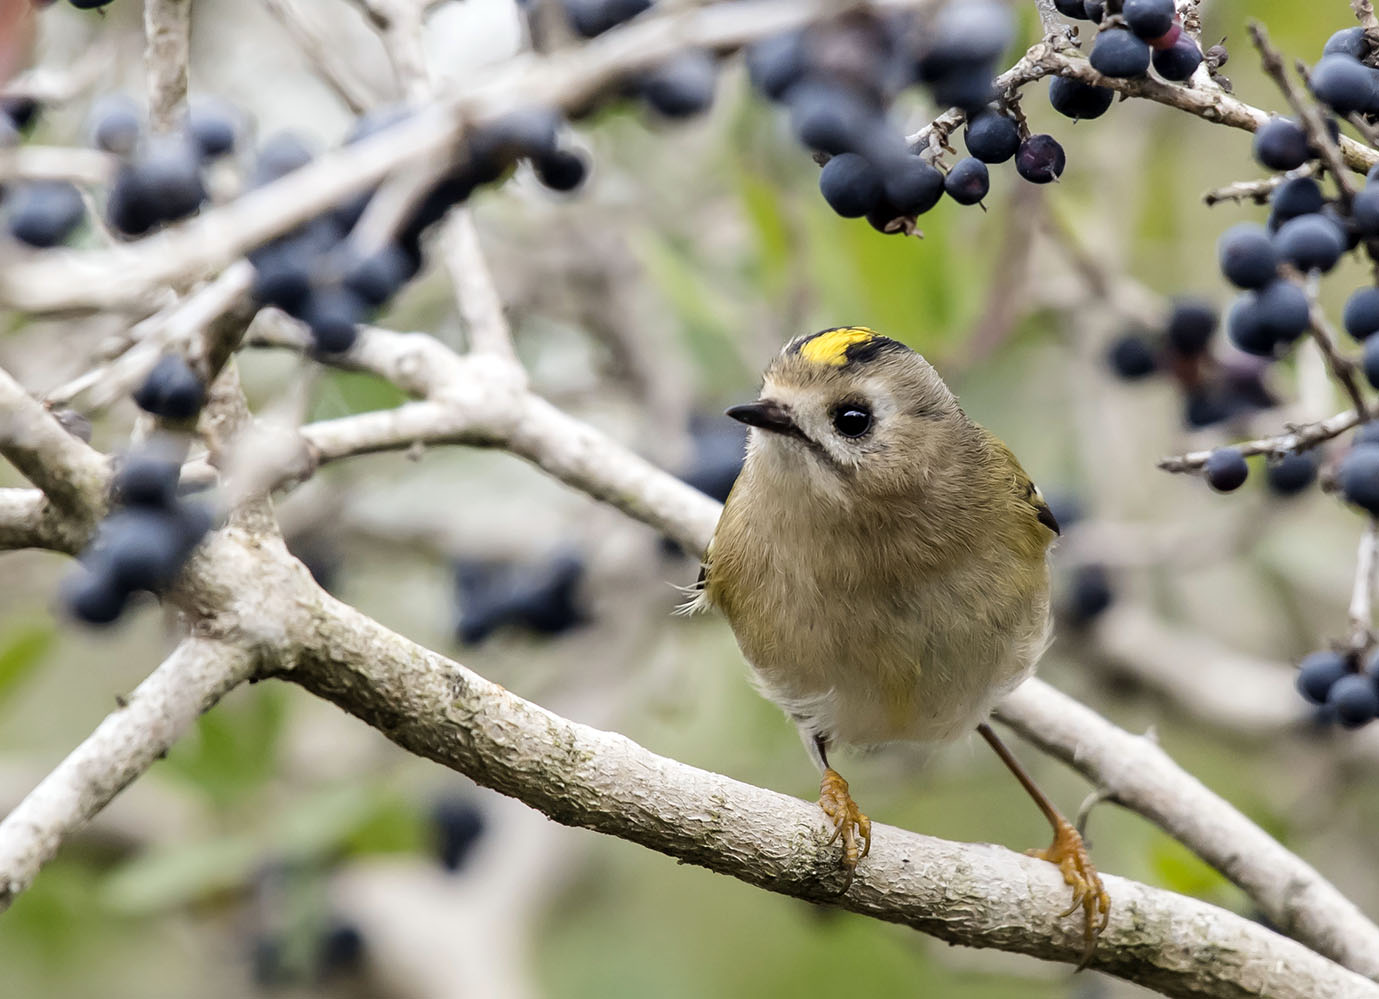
[
  {"xmin": 810, "ymin": 734, "xmax": 871, "ymax": 891},
  {"xmin": 977, "ymin": 722, "xmax": 1110, "ymax": 965}
]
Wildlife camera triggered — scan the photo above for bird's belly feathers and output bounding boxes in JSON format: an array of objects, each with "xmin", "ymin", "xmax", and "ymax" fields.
[{"xmin": 712, "ymin": 546, "xmax": 1050, "ymax": 747}]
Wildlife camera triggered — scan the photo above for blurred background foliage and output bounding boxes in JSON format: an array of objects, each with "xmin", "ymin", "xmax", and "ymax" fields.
[{"xmin": 2, "ymin": 0, "xmax": 1377, "ymax": 997}]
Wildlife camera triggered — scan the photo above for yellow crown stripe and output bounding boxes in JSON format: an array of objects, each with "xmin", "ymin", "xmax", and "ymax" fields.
[{"xmin": 798, "ymin": 327, "xmax": 877, "ymax": 366}]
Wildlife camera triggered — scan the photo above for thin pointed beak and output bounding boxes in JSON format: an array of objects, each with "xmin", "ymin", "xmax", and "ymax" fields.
[{"xmin": 726, "ymin": 400, "xmax": 797, "ymax": 435}]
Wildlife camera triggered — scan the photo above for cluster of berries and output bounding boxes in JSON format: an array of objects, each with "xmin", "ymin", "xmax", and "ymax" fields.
[
  {"xmin": 453, "ymin": 552, "xmax": 587, "ymax": 645},
  {"xmin": 1107, "ymin": 300, "xmax": 1285, "ymax": 435},
  {"xmin": 1055, "ymin": 0, "xmax": 1203, "ymax": 83},
  {"xmin": 1180, "ymin": 26, "xmax": 1379, "ymax": 506},
  {"xmin": 61, "ymin": 448, "xmax": 212, "ymax": 625},
  {"xmin": 1297, "ymin": 647, "xmax": 1379, "ymax": 729}
]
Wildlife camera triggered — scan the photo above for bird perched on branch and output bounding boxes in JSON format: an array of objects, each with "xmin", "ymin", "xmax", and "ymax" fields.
[{"xmin": 689, "ymin": 326, "xmax": 1109, "ymax": 956}]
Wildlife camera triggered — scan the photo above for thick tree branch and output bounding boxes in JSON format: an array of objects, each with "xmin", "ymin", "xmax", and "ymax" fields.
[
  {"xmin": 280, "ymin": 591, "xmax": 1379, "ymax": 999},
  {"xmin": 0, "ymin": 637, "xmax": 257, "ymax": 911}
]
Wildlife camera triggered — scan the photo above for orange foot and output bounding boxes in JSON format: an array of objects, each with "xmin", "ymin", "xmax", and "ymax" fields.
[
  {"xmin": 1029, "ymin": 817, "xmax": 1111, "ymax": 967},
  {"xmin": 818, "ymin": 768, "xmax": 871, "ymax": 892}
]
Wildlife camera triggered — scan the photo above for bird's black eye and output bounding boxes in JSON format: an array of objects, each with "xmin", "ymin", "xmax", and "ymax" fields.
[{"xmin": 831, "ymin": 405, "xmax": 872, "ymax": 438}]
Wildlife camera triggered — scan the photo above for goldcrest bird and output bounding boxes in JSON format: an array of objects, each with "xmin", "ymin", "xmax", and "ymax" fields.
[{"xmin": 691, "ymin": 326, "xmax": 1109, "ymax": 954}]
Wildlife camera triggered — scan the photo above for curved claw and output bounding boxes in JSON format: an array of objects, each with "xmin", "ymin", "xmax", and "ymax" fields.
[
  {"xmin": 1030, "ymin": 818, "xmax": 1111, "ymax": 969},
  {"xmin": 818, "ymin": 768, "xmax": 871, "ymax": 892}
]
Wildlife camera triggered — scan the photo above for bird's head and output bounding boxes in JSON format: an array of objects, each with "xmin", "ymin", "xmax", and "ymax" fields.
[{"xmin": 727, "ymin": 327, "xmax": 966, "ymax": 503}]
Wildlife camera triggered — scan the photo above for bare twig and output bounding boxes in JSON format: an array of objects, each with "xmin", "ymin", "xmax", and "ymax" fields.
[
  {"xmin": 143, "ymin": 0, "xmax": 193, "ymax": 133},
  {"xmin": 1349, "ymin": 520, "xmax": 1379, "ymax": 649},
  {"xmin": 1159, "ymin": 408, "xmax": 1365, "ymax": 472},
  {"xmin": 443, "ymin": 210, "xmax": 520, "ymax": 362},
  {"xmin": 0, "ymin": 145, "xmax": 117, "ymax": 187},
  {"xmin": 258, "ymin": 0, "xmax": 378, "ymax": 114},
  {"xmin": 1204, "ymin": 166, "xmax": 1315, "ymax": 207}
]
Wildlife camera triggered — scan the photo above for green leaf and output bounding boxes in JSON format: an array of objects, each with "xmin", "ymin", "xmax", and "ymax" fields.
[
  {"xmin": 101, "ymin": 784, "xmax": 396, "ymax": 914},
  {"xmin": 0, "ymin": 621, "xmax": 55, "ymax": 709},
  {"xmin": 308, "ymin": 369, "xmax": 407, "ymax": 421},
  {"xmin": 158, "ymin": 685, "xmax": 286, "ymax": 806}
]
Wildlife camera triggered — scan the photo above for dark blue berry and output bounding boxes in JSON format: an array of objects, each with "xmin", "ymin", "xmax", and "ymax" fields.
[
  {"xmin": 89, "ymin": 95, "xmax": 141, "ymax": 155},
  {"xmin": 1265, "ymin": 451, "xmax": 1318, "ymax": 496},
  {"xmin": 1066, "ymin": 563, "xmax": 1113, "ymax": 625},
  {"xmin": 303, "ymin": 286, "xmax": 364, "ymax": 353},
  {"xmin": 1363, "ymin": 336, "xmax": 1379, "ymax": 390},
  {"xmin": 1090, "ymin": 28, "xmax": 1152, "ymax": 78},
  {"xmin": 1053, "ymin": 0, "xmax": 1090, "ymax": 17},
  {"xmin": 1165, "ymin": 299, "xmax": 1217, "ymax": 355},
  {"xmin": 432, "ymin": 797, "xmax": 486, "ymax": 872},
  {"xmin": 1352, "ymin": 185, "xmax": 1379, "ymax": 237},
  {"xmin": 1252, "ymin": 117, "xmax": 1309, "ymax": 171},
  {"xmin": 1269, "ymin": 176, "xmax": 1324, "ymax": 223},
  {"xmin": 7, "ymin": 181, "xmax": 85, "ymax": 248},
  {"xmin": 1226, "ymin": 294, "xmax": 1273, "ymax": 356},
  {"xmin": 819, "ymin": 153, "xmax": 883, "ymax": 218},
  {"xmin": 1256, "ymin": 279, "xmax": 1310, "ymax": 345},
  {"xmin": 1324, "ymin": 27, "xmax": 1370, "ymax": 60},
  {"xmin": 1274, "ymin": 214, "xmax": 1346, "ymax": 273},
  {"xmin": 113, "ymin": 454, "xmax": 180, "ymax": 509},
  {"xmin": 916, "ymin": 2, "xmax": 1012, "ymax": 80},
  {"xmin": 1183, "ymin": 388, "xmax": 1233, "ymax": 428},
  {"xmin": 1310, "ymin": 54, "xmax": 1379, "ymax": 116},
  {"xmin": 563, "ymin": 0, "xmax": 651, "ymax": 38},
  {"xmin": 1339, "ymin": 443, "xmax": 1379, "ymax": 513},
  {"xmin": 250, "ymin": 132, "xmax": 315, "ymax": 187},
  {"xmin": 745, "ymin": 32, "xmax": 806, "ymax": 101},
  {"xmin": 1123, "ymin": 0, "xmax": 1174, "ymax": 39},
  {"xmin": 963, "ymin": 111, "xmax": 1020, "ymax": 163},
  {"xmin": 106, "ymin": 166, "xmax": 160, "ymax": 237},
  {"xmin": 788, "ymin": 82, "xmax": 876, "ymax": 155},
  {"xmin": 97, "ymin": 509, "xmax": 194, "ymax": 592},
  {"xmin": 1297, "ymin": 650, "xmax": 1349, "ymax": 705},
  {"xmin": 1151, "ymin": 37, "xmax": 1202, "ymax": 82},
  {"xmin": 133, "ymin": 355, "xmax": 205, "ymax": 421},
  {"xmin": 1345, "ymin": 287, "xmax": 1379, "ymax": 341},
  {"xmin": 1048, "ymin": 76, "xmax": 1114, "ymax": 120},
  {"xmin": 943, "ymin": 157, "xmax": 989, "ymax": 205},
  {"xmin": 342, "ymin": 245, "xmax": 410, "ymax": 307},
  {"xmin": 61, "ymin": 569, "xmax": 128, "ymax": 625},
  {"xmin": 1329, "ymin": 673, "xmax": 1379, "ymax": 728},
  {"xmin": 1107, "ymin": 332, "xmax": 1157, "ymax": 379},
  {"xmin": 639, "ymin": 51, "xmax": 716, "ymax": 117},
  {"xmin": 1015, "ymin": 134, "xmax": 1065, "ymax": 184},
  {"xmin": 1218, "ymin": 224, "xmax": 1277, "ymax": 289},
  {"xmin": 1204, "ymin": 447, "xmax": 1248, "ymax": 492},
  {"xmin": 134, "ymin": 135, "xmax": 206, "ymax": 222},
  {"xmin": 881, "ymin": 156, "xmax": 944, "ymax": 215},
  {"xmin": 186, "ymin": 99, "xmax": 237, "ymax": 159}
]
